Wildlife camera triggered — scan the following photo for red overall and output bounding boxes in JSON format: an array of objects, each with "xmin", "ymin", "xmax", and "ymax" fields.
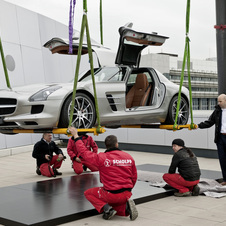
[
  {"xmin": 40, "ymin": 155, "xmax": 63, "ymax": 177},
  {"xmin": 73, "ymin": 138, "xmax": 137, "ymax": 215},
  {"xmin": 84, "ymin": 187, "xmax": 131, "ymax": 216},
  {"xmin": 67, "ymin": 136, "xmax": 98, "ymax": 174},
  {"xmin": 163, "ymin": 173, "xmax": 199, "ymax": 193}
]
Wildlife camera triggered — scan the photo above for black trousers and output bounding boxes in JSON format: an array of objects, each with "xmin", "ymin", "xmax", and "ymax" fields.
[{"xmin": 217, "ymin": 134, "xmax": 226, "ymax": 181}]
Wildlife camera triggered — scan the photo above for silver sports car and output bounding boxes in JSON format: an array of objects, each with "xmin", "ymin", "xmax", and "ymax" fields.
[{"xmin": 0, "ymin": 24, "xmax": 189, "ymax": 130}]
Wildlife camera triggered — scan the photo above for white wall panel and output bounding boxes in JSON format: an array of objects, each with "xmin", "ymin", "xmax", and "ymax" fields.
[
  {"xmin": 2, "ymin": 42, "xmax": 25, "ymax": 87},
  {"xmin": 38, "ymin": 15, "xmax": 57, "ymax": 45},
  {"xmin": 42, "ymin": 49, "xmax": 62, "ymax": 83},
  {"xmin": 31, "ymin": 134, "xmax": 42, "ymax": 144},
  {"xmin": 5, "ymin": 133, "xmax": 32, "ymax": 148},
  {"xmin": 0, "ymin": 1, "xmax": 19, "ymax": 44},
  {"xmin": 0, "ymin": 60, "xmax": 8, "ymax": 89},
  {"xmin": 127, "ymin": 128, "xmax": 165, "ymax": 145},
  {"xmin": 0, "ymin": 133, "xmax": 6, "ymax": 149},
  {"xmin": 16, "ymin": 6, "xmax": 41, "ymax": 49},
  {"xmin": 21, "ymin": 46, "xmax": 45, "ymax": 84},
  {"xmin": 57, "ymin": 55, "xmax": 75, "ymax": 83},
  {"xmin": 55, "ymin": 21, "xmax": 69, "ymax": 37}
]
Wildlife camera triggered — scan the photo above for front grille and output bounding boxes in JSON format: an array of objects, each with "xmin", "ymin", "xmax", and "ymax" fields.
[
  {"xmin": 0, "ymin": 98, "xmax": 17, "ymax": 105},
  {"xmin": 0, "ymin": 121, "xmax": 17, "ymax": 127},
  {"xmin": 0, "ymin": 98, "xmax": 17, "ymax": 116}
]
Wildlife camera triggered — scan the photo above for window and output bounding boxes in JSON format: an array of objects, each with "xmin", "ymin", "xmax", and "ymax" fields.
[
  {"xmin": 201, "ymin": 98, "xmax": 208, "ymax": 110},
  {"xmin": 79, "ymin": 67, "xmax": 126, "ymax": 82},
  {"xmin": 192, "ymin": 98, "xmax": 199, "ymax": 110},
  {"xmin": 127, "ymin": 72, "xmax": 152, "ymax": 85},
  {"xmin": 210, "ymin": 98, "xmax": 217, "ymax": 110}
]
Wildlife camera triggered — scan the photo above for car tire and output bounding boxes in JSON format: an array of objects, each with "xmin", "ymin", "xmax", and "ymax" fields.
[
  {"xmin": 59, "ymin": 93, "xmax": 96, "ymax": 128},
  {"xmin": 164, "ymin": 96, "xmax": 189, "ymax": 125}
]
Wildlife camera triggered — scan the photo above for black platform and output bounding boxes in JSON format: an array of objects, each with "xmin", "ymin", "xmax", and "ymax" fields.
[
  {"xmin": 0, "ymin": 172, "xmax": 173, "ymax": 225},
  {"xmin": 137, "ymin": 164, "xmax": 222, "ymax": 180},
  {"xmin": 0, "ymin": 164, "xmax": 221, "ymax": 226}
]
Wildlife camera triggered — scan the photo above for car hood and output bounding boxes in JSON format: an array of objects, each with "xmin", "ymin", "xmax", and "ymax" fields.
[{"xmin": 0, "ymin": 84, "xmax": 66, "ymax": 95}]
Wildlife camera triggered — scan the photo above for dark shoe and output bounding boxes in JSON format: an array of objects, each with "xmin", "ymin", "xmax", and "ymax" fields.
[
  {"xmin": 102, "ymin": 204, "xmax": 117, "ymax": 220},
  {"xmin": 174, "ymin": 191, "xmax": 191, "ymax": 197},
  {"xmin": 36, "ymin": 167, "xmax": 41, "ymax": 176},
  {"xmin": 126, "ymin": 199, "xmax": 138, "ymax": 221},
  {"xmin": 220, "ymin": 181, "xmax": 226, "ymax": 186},
  {"xmin": 192, "ymin": 184, "xmax": 200, "ymax": 196},
  {"xmin": 53, "ymin": 168, "xmax": 62, "ymax": 176}
]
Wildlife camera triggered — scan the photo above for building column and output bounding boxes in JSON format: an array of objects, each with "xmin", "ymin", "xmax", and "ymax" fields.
[{"xmin": 215, "ymin": 0, "xmax": 226, "ymax": 94}]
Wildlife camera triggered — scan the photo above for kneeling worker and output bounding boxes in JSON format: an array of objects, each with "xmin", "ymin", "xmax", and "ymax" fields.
[
  {"xmin": 163, "ymin": 139, "xmax": 201, "ymax": 197},
  {"xmin": 32, "ymin": 133, "xmax": 65, "ymax": 177},
  {"xmin": 69, "ymin": 127, "xmax": 138, "ymax": 221},
  {"xmin": 67, "ymin": 132, "xmax": 98, "ymax": 174}
]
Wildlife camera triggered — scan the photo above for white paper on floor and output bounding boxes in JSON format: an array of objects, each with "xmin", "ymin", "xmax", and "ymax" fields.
[{"xmin": 137, "ymin": 170, "xmax": 226, "ymax": 198}]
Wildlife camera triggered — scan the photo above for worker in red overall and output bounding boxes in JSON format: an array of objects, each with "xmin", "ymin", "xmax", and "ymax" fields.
[
  {"xmin": 68, "ymin": 127, "xmax": 138, "ymax": 221},
  {"xmin": 67, "ymin": 132, "xmax": 98, "ymax": 174}
]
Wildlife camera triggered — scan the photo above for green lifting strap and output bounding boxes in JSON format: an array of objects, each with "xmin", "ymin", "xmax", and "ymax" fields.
[
  {"xmin": 173, "ymin": 0, "xmax": 195, "ymax": 130},
  {"xmin": 100, "ymin": 0, "xmax": 103, "ymax": 44},
  {"xmin": 68, "ymin": 0, "xmax": 101, "ymax": 131},
  {"xmin": 0, "ymin": 36, "xmax": 11, "ymax": 89}
]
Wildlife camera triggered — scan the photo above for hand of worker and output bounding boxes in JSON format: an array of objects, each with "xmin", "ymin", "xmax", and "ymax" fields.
[
  {"xmin": 45, "ymin": 154, "xmax": 51, "ymax": 161},
  {"xmin": 57, "ymin": 153, "xmax": 64, "ymax": 161},
  {"xmin": 68, "ymin": 126, "xmax": 79, "ymax": 138},
  {"xmin": 75, "ymin": 157, "xmax": 81, "ymax": 163}
]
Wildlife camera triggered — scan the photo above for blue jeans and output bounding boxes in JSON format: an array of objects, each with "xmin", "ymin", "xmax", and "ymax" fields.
[{"xmin": 216, "ymin": 134, "xmax": 226, "ymax": 181}]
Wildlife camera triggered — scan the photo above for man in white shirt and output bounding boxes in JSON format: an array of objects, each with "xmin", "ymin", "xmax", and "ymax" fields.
[{"xmin": 198, "ymin": 94, "xmax": 226, "ymax": 185}]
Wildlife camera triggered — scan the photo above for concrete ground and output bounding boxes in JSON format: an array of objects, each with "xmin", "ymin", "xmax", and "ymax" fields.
[{"xmin": 0, "ymin": 145, "xmax": 226, "ymax": 226}]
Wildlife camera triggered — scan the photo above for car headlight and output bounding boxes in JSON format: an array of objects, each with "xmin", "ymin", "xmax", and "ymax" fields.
[{"xmin": 29, "ymin": 86, "xmax": 62, "ymax": 102}]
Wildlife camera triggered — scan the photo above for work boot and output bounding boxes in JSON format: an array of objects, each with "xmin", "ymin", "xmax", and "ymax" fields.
[
  {"xmin": 174, "ymin": 191, "xmax": 191, "ymax": 197},
  {"xmin": 53, "ymin": 168, "xmax": 62, "ymax": 176},
  {"xmin": 126, "ymin": 199, "xmax": 138, "ymax": 221},
  {"xmin": 36, "ymin": 167, "xmax": 41, "ymax": 176},
  {"xmin": 192, "ymin": 184, "xmax": 200, "ymax": 196},
  {"xmin": 102, "ymin": 204, "xmax": 117, "ymax": 220}
]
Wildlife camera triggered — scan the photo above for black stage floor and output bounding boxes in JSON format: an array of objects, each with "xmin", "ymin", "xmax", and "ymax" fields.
[
  {"xmin": 0, "ymin": 164, "xmax": 222, "ymax": 226},
  {"xmin": 136, "ymin": 164, "xmax": 222, "ymax": 180}
]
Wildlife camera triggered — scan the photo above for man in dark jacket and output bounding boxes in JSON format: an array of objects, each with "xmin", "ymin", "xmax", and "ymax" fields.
[
  {"xmin": 163, "ymin": 139, "xmax": 201, "ymax": 197},
  {"xmin": 68, "ymin": 126, "xmax": 138, "ymax": 221},
  {"xmin": 32, "ymin": 133, "xmax": 65, "ymax": 177},
  {"xmin": 198, "ymin": 94, "xmax": 226, "ymax": 185}
]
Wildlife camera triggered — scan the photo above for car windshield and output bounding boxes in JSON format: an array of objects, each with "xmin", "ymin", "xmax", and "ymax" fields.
[{"xmin": 79, "ymin": 67, "xmax": 126, "ymax": 82}]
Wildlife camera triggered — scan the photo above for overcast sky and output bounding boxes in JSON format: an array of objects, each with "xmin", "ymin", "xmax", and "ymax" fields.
[{"xmin": 5, "ymin": 0, "xmax": 217, "ymax": 60}]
